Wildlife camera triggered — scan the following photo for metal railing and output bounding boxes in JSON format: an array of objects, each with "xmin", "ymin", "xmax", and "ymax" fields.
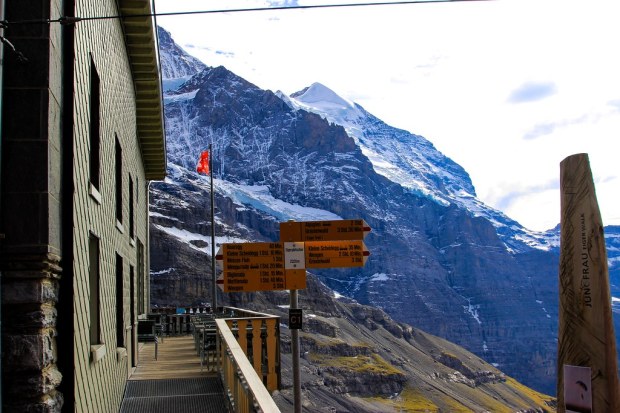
[{"xmin": 215, "ymin": 308, "xmax": 282, "ymax": 413}]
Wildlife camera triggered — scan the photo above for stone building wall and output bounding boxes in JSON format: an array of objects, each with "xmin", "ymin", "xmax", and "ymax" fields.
[
  {"xmin": 1, "ymin": 0, "xmax": 154, "ymax": 412},
  {"xmin": 1, "ymin": 0, "xmax": 64, "ymax": 411}
]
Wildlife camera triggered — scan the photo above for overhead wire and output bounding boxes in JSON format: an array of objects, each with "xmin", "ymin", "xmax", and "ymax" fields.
[
  {"xmin": 0, "ymin": 0, "xmax": 494, "ymax": 61},
  {"xmin": 2, "ymin": 0, "xmax": 495, "ymax": 26}
]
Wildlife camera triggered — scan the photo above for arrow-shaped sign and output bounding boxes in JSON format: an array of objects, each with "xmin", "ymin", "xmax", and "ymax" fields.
[
  {"xmin": 304, "ymin": 240, "xmax": 370, "ymax": 268},
  {"xmin": 280, "ymin": 219, "xmax": 371, "ymax": 242},
  {"xmin": 215, "ymin": 242, "xmax": 306, "ymax": 292}
]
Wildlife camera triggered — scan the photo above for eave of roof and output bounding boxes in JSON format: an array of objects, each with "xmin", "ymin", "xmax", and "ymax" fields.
[{"xmin": 118, "ymin": 0, "xmax": 166, "ymax": 180}]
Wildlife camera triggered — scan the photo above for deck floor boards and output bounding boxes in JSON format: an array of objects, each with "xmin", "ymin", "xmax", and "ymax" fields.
[
  {"xmin": 130, "ymin": 335, "xmax": 215, "ymax": 380},
  {"xmin": 120, "ymin": 335, "xmax": 228, "ymax": 413}
]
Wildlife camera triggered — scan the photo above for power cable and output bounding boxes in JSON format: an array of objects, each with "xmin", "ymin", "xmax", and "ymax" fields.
[
  {"xmin": 0, "ymin": 0, "xmax": 494, "ymax": 61},
  {"xmin": 2, "ymin": 0, "xmax": 495, "ymax": 26}
]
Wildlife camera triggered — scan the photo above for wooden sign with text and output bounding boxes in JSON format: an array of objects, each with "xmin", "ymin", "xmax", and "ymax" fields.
[
  {"xmin": 280, "ymin": 219, "xmax": 371, "ymax": 242},
  {"xmin": 216, "ymin": 243, "xmax": 306, "ymax": 292},
  {"xmin": 304, "ymin": 240, "xmax": 369, "ymax": 268}
]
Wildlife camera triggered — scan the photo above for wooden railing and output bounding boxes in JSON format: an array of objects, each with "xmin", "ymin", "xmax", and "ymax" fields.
[
  {"xmin": 150, "ymin": 306, "xmax": 282, "ymax": 412},
  {"xmin": 216, "ymin": 309, "xmax": 282, "ymax": 413}
]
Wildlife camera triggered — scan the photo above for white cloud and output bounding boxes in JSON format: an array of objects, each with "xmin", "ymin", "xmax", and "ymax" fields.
[
  {"xmin": 508, "ymin": 82, "xmax": 558, "ymax": 104},
  {"xmin": 154, "ymin": 0, "xmax": 620, "ymax": 231}
]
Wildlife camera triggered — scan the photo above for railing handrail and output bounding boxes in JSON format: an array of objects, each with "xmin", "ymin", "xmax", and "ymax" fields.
[
  {"xmin": 224, "ymin": 306, "xmax": 280, "ymax": 318},
  {"xmin": 216, "ymin": 318, "xmax": 282, "ymax": 413}
]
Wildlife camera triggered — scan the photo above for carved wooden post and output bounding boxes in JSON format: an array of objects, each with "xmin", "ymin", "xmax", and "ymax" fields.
[
  {"xmin": 237, "ymin": 319, "xmax": 248, "ymax": 355},
  {"xmin": 558, "ymin": 153, "xmax": 620, "ymax": 412},
  {"xmin": 265, "ymin": 318, "xmax": 279, "ymax": 391},
  {"xmin": 251, "ymin": 319, "xmax": 263, "ymax": 376}
]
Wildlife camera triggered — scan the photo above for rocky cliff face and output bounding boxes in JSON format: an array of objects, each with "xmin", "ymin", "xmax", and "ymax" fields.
[
  {"xmin": 249, "ymin": 274, "xmax": 555, "ymax": 412},
  {"xmin": 150, "ymin": 26, "xmax": 620, "ymax": 397},
  {"xmin": 158, "ymin": 27, "xmax": 206, "ymax": 83}
]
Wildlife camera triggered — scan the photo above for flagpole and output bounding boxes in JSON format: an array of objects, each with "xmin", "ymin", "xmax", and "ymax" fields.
[{"xmin": 209, "ymin": 143, "xmax": 217, "ymax": 313}]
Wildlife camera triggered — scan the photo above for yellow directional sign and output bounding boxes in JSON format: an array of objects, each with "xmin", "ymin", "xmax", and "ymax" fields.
[
  {"xmin": 304, "ymin": 240, "xmax": 370, "ymax": 268},
  {"xmin": 215, "ymin": 243, "xmax": 306, "ymax": 292},
  {"xmin": 280, "ymin": 219, "xmax": 371, "ymax": 242},
  {"xmin": 216, "ymin": 243, "xmax": 285, "ymax": 292}
]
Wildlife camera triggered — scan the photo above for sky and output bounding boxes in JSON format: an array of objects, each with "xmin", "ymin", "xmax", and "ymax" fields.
[{"xmin": 153, "ymin": 0, "xmax": 620, "ymax": 232}]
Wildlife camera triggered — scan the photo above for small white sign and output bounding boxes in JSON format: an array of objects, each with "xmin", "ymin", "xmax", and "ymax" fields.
[
  {"xmin": 564, "ymin": 365, "xmax": 592, "ymax": 413},
  {"xmin": 284, "ymin": 242, "xmax": 305, "ymax": 270}
]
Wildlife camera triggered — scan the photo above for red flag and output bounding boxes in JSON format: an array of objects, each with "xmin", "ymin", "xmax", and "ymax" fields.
[{"xmin": 196, "ymin": 150, "xmax": 210, "ymax": 175}]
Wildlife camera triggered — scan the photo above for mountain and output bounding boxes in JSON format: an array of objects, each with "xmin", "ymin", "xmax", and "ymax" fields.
[
  {"xmin": 157, "ymin": 26, "xmax": 207, "ymax": 91},
  {"xmin": 249, "ymin": 272, "xmax": 557, "ymax": 412},
  {"xmin": 283, "ymin": 83, "xmax": 559, "ymax": 253},
  {"xmin": 151, "ymin": 26, "xmax": 620, "ymax": 399},
  {"xmin": 149, "ymin": 170, "xmax": 558, "ymax": 412}
]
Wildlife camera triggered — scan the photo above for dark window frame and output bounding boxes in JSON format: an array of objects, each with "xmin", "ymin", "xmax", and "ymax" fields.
[
  {"xmin": 115, "ymin": 136, "xmax": 123, "ymax": 224},
  {"xmin": 89, "ymin": 233, "xmax": 101, "ymax": 345},
  {"xmin": 116, "ymin": 253, "xmax": 125, "ymax": 348},
  {"xmin": 129, "ymin": 174, "xmax": 134, "ymax": 239},
  {"xmin": 89, "ymin": 57, "xmax": 101, "ymax": 190},
  {"xmin": 137, "ymin": 240, "xmax": 145, "ymax": 314}
]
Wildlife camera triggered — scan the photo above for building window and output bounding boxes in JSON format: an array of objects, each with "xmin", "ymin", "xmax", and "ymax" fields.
[
  {"xmin": 89, "ymin": 58, "xmax": 101, "ymax": 190},
  {"xmin": 115, "ymin": 136, "xmax": 123, "ymax": 224},
  {"xmin": 116, "ymin": 253, "xmax": 125, "ymax": 348},
  {"xmin": 89, "ymin": 234, "xmax": 101, "ymax": 345},
  {"xmin": 129, "ymin": 175, "xmax": 134, "ymax": 239},
  {"xmin": 129, "ymin": 263, "xmax": 136, "ymax": 325},
  {"xmin": 137, "ymin": 240, "xmax": 145, "ymax": 314}
]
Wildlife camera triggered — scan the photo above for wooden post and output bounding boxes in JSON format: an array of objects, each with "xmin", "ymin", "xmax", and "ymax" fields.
[
  {"xmin": 237, "ymin": 319, "xmax": 248, "ymax": 355},
  {"xmin": 558, "ymin": 153, "xmax": 620, "ymax": 412},
  {"xmin": 251, "ymin": 319, "xmax": 263, "ymax": 375},
  {"xmin": 265, "ymin": 318, "xmax": 278, "ymax": 391}
]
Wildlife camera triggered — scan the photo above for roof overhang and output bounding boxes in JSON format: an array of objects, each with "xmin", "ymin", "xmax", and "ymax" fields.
[{"xmin": 118, "ymin": 0, "xmax": 166, "ymax": 180}]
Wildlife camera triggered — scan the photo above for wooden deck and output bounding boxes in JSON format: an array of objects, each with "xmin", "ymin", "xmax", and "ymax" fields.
[
  {"xmin": 120, "ymin": 335, "xmax": 228, "ymax": 413},
  {"xmin": 130, "ymin": 335, "xmax": 216, "ymax": 380}
]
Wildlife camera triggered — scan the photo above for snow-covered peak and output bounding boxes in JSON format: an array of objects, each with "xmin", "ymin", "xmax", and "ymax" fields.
[
  {"xmin": 288, "ymin": 84, "xmax": 475, "ymax": 204},
  {"xmin": 287, "ymin": 84, "xmax": 559, "ymax": 252},
  {"xmin": 292, "ymin": 82, "xmax": 355, "ymax": 110},
  {"xmin": 289, "ymin": 83, "xmax": 365, "ymax": 125}
]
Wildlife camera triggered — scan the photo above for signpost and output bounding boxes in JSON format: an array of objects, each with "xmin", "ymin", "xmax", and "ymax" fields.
[
  {"xmin": 279, "ymin": 219, "xmax": 371, "ymax": 413},
  {"xmin": 280, "ymin": 219, "xmax": 371, "ymax": 242},
  {"xmin": 216, "ymin": 242, "xmax": 306, "ymax": 292},
  {"xmin": 289, "ymin": 309, "xmax": 303, "ymax": 330},
  {"xmin": 217, "ymin": 219, "xmax": 372, "ymax": 413},
  {"xmin": 305, "ymin": 240, "xmax": 369, "ymax": 268},
  {"xmin": 216, "ymin": 243, "xmax": 285, "ymax": 292}
]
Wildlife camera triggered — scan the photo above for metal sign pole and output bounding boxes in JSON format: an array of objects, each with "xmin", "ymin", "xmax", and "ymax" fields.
[{"xmin": 290, "ymin": 288, "xmax": 301, "ymax": 413}]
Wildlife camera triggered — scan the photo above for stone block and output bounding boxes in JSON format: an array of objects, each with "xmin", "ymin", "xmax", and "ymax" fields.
[
  {"xmin": 2, "ymin": 278, "xmax": 59, "ymax": 304},
  {"xmin": 5, "ymin": 304, "xmax": 57, "ymax": 330},
  {"xmin": 4, "ymin": 331, "xmax": 57, "ymax": 370},
  {"xmin": 5, "ymin": 365, "xmax": 62, "ymax": 397},
  {"xmin": 4, "ymin": 390, "xmax": 63, "ymax": 413}
]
